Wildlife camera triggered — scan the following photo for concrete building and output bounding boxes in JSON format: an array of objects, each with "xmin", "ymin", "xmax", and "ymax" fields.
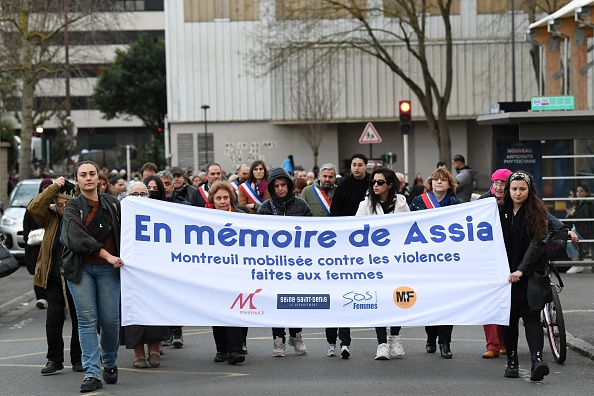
[{"xmin": 164, "ymin": 0, "xmax": 569, "ymax": 190}]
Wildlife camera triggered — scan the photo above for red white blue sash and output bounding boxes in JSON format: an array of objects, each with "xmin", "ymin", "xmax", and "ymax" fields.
[
  {"xmin": 230, "ymin": 180, "xmax": 239, "ymax": 191},
  {"xmin": 312, "ymin": 185, "xmax": 331, "ymax": 215},
  {"xmin": 238, "ymin": 182, "xmax": 264, "ymax": 205},
  {"xmin": 420, "ymin": 192, "xmax": 440, "ymax": 209},
  {"xmin": 198, "ymin": 185, "xmax": 209, "ymax": 202}
]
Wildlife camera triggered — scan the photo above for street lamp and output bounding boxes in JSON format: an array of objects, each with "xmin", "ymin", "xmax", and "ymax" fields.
[
  {"xmin": 35, "ymin": 127, "xmax": 48, "ymax": 163},
  {"xmin": 201, "ymin": 105, "xmax": 210, "ymax": 165}
]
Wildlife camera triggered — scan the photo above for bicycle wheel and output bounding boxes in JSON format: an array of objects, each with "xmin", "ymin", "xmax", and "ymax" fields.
[{"xmin": 544, "ymin": 287, "xmax": 567, "ymax": 364}]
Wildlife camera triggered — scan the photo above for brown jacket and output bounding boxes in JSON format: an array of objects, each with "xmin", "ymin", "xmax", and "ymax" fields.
[
  {"xmin": 27, "ymin": 183, "xmax": 62, "ymax": 288},
  {"xmin": 237, "ymin": 182, "xmax": 270, "ymax": 214}
]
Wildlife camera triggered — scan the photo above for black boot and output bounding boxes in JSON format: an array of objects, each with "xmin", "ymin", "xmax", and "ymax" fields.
[
  {"xmin": 439, "ymin": 343, "xmax": 452, "ymax": 359},
  {"xmin": 504, "ymin": 351, "xmax": 519, "ymax": 378},
  {"xmin": 530, "ymin": 351, "xmax": 549, "ymax": 381}
]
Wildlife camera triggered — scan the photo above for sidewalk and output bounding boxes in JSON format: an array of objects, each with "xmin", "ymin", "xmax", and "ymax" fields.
[{"xmin": 2, "ymin": 264, "xmax": 593, "ymax": 361}]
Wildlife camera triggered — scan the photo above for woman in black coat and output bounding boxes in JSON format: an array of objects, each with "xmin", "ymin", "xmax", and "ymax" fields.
[{"xmin": 499, "ymin": 171, "xmax": 550, "ymax": 381}]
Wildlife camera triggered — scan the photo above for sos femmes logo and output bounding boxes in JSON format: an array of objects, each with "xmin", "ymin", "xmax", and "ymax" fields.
[{"xmin": 393, "ymin": 286, "xmax": 417, "ymax": 309}]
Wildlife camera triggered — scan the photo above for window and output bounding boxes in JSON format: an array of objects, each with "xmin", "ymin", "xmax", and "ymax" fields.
[
  {"xmin": 477, "ymin": 0, "xmax": 529, "ymax": 14},
  {"xmin": 383, "ymin": 0, "xmax": 460, "ymax": 17},
  {"xmin": 184, "ymin": 0, "xmax": 259, "ymax": 22},
  {"xmin": 276, "ymin": 0, "xmax": 367, "ymax": 20}
]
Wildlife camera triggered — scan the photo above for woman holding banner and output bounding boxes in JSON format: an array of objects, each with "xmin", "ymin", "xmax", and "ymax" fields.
[
  {"xmin": 205, "ymin": 181, "xmax": 247, "ymax": 365},
  {"xmin": 356, "ymin": 167, "xmax": 409, "ymax": 360},
  {"xmin": 237, "ymin": 160, "xmax": 270, "ymax": 214},
  {"xmin": 409, "ymin": 168, "xmax": 461, "ymax": 359},
  {"xmin": 499, "ymin": 171, "xmax": 550, "ymax": 381},
  {"xmin": 60, "ymin": 161, "xmax": 123, "ymax": 393}
]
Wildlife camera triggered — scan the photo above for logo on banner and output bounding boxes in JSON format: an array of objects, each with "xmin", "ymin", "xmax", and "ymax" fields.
[
  {"xmin": 277, "ymin": 294, "xmax": 330, "ymax": 309},
  {"xmin": 393, "ymin": 287, "xmax": 416, "ymax": 309},
  {"xmin": 343, "ymin": 291, "xmax": 378, "ymax": 310},
  {"xmin": 230, "ymin": 288, "xmax": 262, "ymax": 310}
]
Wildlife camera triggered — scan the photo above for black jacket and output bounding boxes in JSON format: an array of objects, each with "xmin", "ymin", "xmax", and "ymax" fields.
[
  {"xmin": 60, "ymin": 193, "xmax": 121, "ymax": 282},
  {"xmin": 330, "ymin": 173, "xmax": 370, "ymax": 216},
  {"xmin": 257, "ymin": 167, "xmax": 312, "ymax": 217},
  {"xmin": 175, "ymin": 182, "xmax": 199, "ymax": 206}
]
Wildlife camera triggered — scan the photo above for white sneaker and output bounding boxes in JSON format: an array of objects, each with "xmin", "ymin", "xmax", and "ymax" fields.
[
  {"xmin": 273, "ymin": 337, "xmax": 285, "ymax": 357},
  {"xmin": 341, "ymin": 345, "xmax": 350, "ymax": 359},
  {"xmin": 36, "ymin": 299, "xmax": 48, "ymax": 309},
  {"xmin": 327, "ymin": 344, "xmax": 336, "ymax": 357},
  {"xmin": 288, "ymin": 332, "xmax": 307, "ymax": 355},
  {"xmin": 567, "ymin": 266, "xmax": 584, "ymax": 274},
  {"xmin": 375, "ymin": 343, "xmax": 390, "ymax": 360},
  {"xmin": 388, "ymin": 335, "xmax": 405, "ymax": 358}
]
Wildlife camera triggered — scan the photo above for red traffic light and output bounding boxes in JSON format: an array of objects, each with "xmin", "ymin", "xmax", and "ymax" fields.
[{"xmin": 399, "ymin": 101, "xmax": 411, "ymax": 114}]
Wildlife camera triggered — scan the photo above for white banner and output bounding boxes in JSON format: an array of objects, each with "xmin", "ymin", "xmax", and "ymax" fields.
[{"xmin": 120, "ymin": 197, "xmax": 510, "ymax": 327}]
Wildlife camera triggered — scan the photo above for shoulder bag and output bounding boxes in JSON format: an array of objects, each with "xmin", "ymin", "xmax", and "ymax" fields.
[{"xmin": 0, "ymin": 241, "xmax": 20, "ymax": 278}]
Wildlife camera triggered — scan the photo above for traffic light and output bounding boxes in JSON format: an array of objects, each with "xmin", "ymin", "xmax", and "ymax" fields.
[
  {"xmin": 399, "ymin": 100, "xmax": 412, "ymax": 134},
  {"xmin": 382, "ymin": 152, "xmax": 397, "ymax": 164}
]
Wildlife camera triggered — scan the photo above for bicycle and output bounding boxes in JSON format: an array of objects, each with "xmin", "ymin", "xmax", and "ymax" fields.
[{"xmin": 542, "ymin": 261, "xmax": 566, "ymax": 364}]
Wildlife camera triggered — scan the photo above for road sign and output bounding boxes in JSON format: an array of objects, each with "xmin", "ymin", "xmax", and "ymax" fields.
[
  {"xmin": 359, "ymin": 122, "xmax": 382, "ymax": 144},
  {"xmin": 531, "ymin": 96, "xmax": 574, "ymax": 111}
]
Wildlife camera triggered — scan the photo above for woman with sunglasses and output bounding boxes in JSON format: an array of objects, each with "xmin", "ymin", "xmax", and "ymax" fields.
[
  {"xmin": 409, "ymin": 167, "xmax": 461, "ymax": 359},
  {"xmin": 499, "ymin": 171, "xmax": 550, "ymax": 381},
  {"xmin": 356, "ymin": 167, "xmax": 409, "ymax": 360}
]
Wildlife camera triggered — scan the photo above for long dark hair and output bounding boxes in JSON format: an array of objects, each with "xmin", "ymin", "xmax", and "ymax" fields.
[
  {"xmin": 248, "ymin": 160, "xmax": 268, "ymax": 184},
  {"xmin": 503, "ymin": 171, "xmax": 548, "ymax": 240},
  {"xmin": 143, "ymin": 175, "xmax": 166, "ymax": 201},
  {"xmin": 368, "ymin": 167, "xmax": 399, "ymax": 214}
]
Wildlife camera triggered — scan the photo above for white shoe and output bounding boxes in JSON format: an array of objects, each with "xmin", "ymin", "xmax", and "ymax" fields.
[
  {"xmin": 375, "ymin": 343, "xmax": 390, "ymax": 360},
  {"xmin": 36, "ymin": 299, "xmax": 48, "ymax": 309},
  {"xmin": 327, "ymin": 344, "xmax": 336, "ymax": 357},
  {"xmin": 388, "ymin": 335, "xmax": 405, "ymax": 358},
  {"xmin": 288, "ymin": 332, "xmax": 307, "ymax": 355},
  {"xmin": 273, "ymin": 337, "xmax": 285, "ymax": 357},
  {"xmin": 341, "ymin": 345, "xmax": 350, "ymax": 359},
  {"xmin": 567, "ymin": 266, "xmax": 584, "ymax": 274}
]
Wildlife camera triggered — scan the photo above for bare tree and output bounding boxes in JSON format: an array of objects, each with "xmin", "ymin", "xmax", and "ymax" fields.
[
  {"xmin": 289, "ymin": 54, "xmax": 340, "ymax": 168},
  {"xmin": 251, "ymin": 0, "xmax": 456, "ymax": 163},
  {"xmin": 0, "ymin": 0, "xmax": 120, "ymax": 178}
]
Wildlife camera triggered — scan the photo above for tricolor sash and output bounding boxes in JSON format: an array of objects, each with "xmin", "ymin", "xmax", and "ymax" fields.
[
  {"xmin": 198, "ymin": 185, "xmax": 209, "ymax": 202},
  {"xmin": 230, "ymin": 180, "xmax": 239, "ymax": 191},
  {"xmin": 312, "ymin": 185, "xmax": 331, "ymax": 215},
  {"xmin": 420, "ymin": 192, "xmax": 440, "ymax": 209},
  {"xmin": 238, "ymin": 182, "xmax": 264, "ymax": 205}
]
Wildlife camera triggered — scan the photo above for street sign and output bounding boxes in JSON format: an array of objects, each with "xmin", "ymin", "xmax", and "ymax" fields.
[
  {"xmin": 531, "ymin": 96, "xmax": 574, "ymax": 111},
  {"xmin": 359, "ymin": 122, "xmax": 382, "ymax": 144}
]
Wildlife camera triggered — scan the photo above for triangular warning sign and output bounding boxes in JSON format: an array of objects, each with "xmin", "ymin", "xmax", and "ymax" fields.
[{"xmin": 359, "ymin": 122, "xmax": 382, "ymax": 143}]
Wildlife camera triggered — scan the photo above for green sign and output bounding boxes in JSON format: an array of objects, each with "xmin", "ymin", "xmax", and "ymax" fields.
[{"xmin": 531, "ymin": 96, "xmax": 574, "ymax": 111}]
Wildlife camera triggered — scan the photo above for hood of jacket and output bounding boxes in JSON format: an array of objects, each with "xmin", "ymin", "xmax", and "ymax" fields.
[{"xmin": 267, "ymin": 166, "xmax": 295, "ymax": 205}]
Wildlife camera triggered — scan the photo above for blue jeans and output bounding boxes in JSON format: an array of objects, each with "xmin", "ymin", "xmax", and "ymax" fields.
[
  {"xmin": 566, "ymin": 227, "xmax": 584, "ymax": 258},
  {"xmin": 68, "ymin": 264, "xmax": 120, "ymax": 379}
]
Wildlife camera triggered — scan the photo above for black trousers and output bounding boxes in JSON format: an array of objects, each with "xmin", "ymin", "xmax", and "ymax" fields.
[
  {"xmin": 502, "ymin": 299, "xmax": 543, "ymax": 353},
  {"xmin": 325, "ymin": 328, "xmax": 351, "ymax": 346},
  {"xmin": 272, "ymin": 328, "xmax": 302, "ymax": 342},
  {"xmin": 212, "ymin": 326, "xmax": 243, "ymax": 354},
  {"xmin": 375, "ymin": 326, "xmax": 401, "ymax": 344},
  {"xmin": 46, "ymin": 276, "xmax": 81, "ymax": 364},
  {"xmin": 425, "ymin": 325, "xmax": 453, "ymax": 345}
]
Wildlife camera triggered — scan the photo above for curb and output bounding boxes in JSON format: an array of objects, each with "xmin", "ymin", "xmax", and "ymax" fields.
[
  {"xmin": 567, "ymin": 332, "xmax": 594, "ymax": 361},
  {"xmin": 0, "ymin": 290, "xmax": 35, "ymax": 316}
]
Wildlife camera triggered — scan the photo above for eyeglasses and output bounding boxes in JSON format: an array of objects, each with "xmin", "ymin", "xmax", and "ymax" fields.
[
  {"xmin": 493, "ymin": 181, "xmax": 505, "ymax": 188},
  {"xmin": 129, "ymin": 192, "xmax": 148, "ymax": 197},
  {"xmin": 371, "ymin": 179, "xmax": 387, "ymax": 186},
  {"xmin": 55, "ymin": 203, "xmax": 65, "ymax": 208}
]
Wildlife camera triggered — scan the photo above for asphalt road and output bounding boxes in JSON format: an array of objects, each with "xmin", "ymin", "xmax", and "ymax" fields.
[{"xmin": 1, "ymin": 313, "xmax": 594, "ymax": 395}]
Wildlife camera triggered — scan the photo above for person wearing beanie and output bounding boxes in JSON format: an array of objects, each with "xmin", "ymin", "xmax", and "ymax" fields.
[
  {"xmin": 27, "ymin": 177, "xmax": 82, "ymax": 375},
  {"xmin": 257, "ymin": 166, "xmax": 312, "ymax": 357},
  {"xmin": 478, "ymin": 168, "xmax": 512, "ymax": 359}
]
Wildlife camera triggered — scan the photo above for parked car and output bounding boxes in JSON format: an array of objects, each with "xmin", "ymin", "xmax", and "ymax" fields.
[{"xmin": 0, "ymin": 179, "xmax": 52, "ymax": 259}]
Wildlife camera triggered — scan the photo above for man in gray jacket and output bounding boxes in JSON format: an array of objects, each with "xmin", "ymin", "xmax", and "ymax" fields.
[{"xmin": 452, "ymin": 154, "xmax": 474, "ymax": 203}]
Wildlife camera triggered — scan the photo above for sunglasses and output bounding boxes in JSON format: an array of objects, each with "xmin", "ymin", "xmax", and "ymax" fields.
[{"xmin": 371, "ymin": 179, "xmax": 387, "ymax": 186}]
